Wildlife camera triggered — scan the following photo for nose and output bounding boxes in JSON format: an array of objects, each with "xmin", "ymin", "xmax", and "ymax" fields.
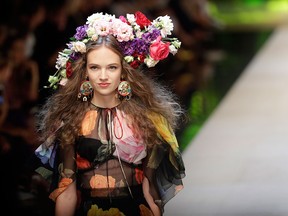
[{"xmin": 99, "ymin": 68, "xmax": 108, "ymax": 80}]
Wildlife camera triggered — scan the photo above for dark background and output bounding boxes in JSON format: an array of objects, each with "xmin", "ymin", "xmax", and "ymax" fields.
[{"xmin": 0, "ymin": 0, "xmax": 283, "ymax": 215}]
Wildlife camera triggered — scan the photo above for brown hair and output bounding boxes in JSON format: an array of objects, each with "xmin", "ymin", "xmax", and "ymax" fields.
[{"xmin": 37, "ymin": 35, "xmax": 184, "ymax": 147}]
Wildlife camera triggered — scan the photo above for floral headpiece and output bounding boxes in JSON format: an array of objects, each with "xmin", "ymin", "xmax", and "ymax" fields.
[{"xmin": 47, "ymin": 11, "xmax": 181, "ymax": 89}]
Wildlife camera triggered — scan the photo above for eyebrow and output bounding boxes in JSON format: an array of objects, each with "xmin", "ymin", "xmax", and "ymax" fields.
[{"xmin": 87, "ymin": 63, "xmax": 120, "ymax": 66}]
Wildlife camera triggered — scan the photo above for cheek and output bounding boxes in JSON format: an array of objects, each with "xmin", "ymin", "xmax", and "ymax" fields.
[
  {"xmin": 114, "ymin": 71, "xmax": 122, "ymax": 83},
  {"xmin": 87, "ymin": 72, "xmax": 97, "ymax": 81},
  {"xmin": 112, "ymin": 75, "xmax": 121, "ymax": 90},
  {"xmin": 113, "ymin": 77, "xmax": 121, "ymax": 88},
  {"xmin": 87, "ymin": 74, "xmax": 98, "ymax": 88}
]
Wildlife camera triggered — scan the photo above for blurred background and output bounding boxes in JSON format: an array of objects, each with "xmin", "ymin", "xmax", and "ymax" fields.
[{"xmin": 1, "ymin": 0, "xmax": 288, "ymax": 215}]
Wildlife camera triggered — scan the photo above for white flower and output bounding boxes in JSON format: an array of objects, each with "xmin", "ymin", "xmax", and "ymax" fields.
[
  {"xmin": 71, "ymin": 41, "xmax": 86, "ymax": 53},
  {"xmin": 102, "ymin": 13, "xmax": 115, "ymax": 21},
  {"xmin": 153, "ymin": 15, "xmax": 174, "ymax": 37},
  {"xmin": 172, "ymin": 40, "xmax": 181, "ymax": 48},
  {"xmin": 133, "ymin": 24, "xmax": 141, "ymax": 33},
  {"xmin": 144, "ymin": 56, "xmax": 159, "ymax": 67},
  {"xmin": 91, "ymin": 34, "xmax": 99, "ymax": 41},
  {"xmin": 87, "ymin": 13, "xmax": 116, "ymax": 31},
  {"xmin": 55, "ymin": 54, "xmax": 69, "ymax": 69},
  {"xmin": 126, "ymin": 14, "xmax": 136, "ymax": 24},
  {"xmin": 135, "ymin": 30, "xmax": 143, "ymax": 38},
  {"xmin": 86, "ymin": 27, "xmax": 96, "ymax": 37},
  {"xmin": 86, "ymin": 13, "xmax": 104, "ymax": 25},
  {"xmin": 124, "ymin": 56, "xmax": 134, "ymax": 63},
  {"xmin": 169, "ymin": 45, "xmax": 178, "ymax": 55}
]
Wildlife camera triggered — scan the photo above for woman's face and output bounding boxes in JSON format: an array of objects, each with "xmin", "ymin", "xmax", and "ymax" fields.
[{"xmin": 86, "ymin": 46, "xmax": 122, "ymax": 104}]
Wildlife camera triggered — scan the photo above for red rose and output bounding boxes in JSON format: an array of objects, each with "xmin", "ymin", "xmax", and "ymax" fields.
[
  {"xmin": 149, "ymin": 36, "xmax": 170, "ymax": 60},
  {"xmin": 66, "ymin": 61, "xmax": 73, "ymax": 78},
  {"xmin": 135, "ymin": 11, "xmax": 151, "ymax": 29},
  {"xmin": 130, "ymin": 60, "xmax": 140, "ymax": 69},
  {"xmin": 134, "ymin": 54, "xmax": 145, "ymax": 63}
]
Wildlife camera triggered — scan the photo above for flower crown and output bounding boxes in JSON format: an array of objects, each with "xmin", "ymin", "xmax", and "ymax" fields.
[{"xmin": 47, "ymin": 11, "xmax": 181, "ymax": 89}]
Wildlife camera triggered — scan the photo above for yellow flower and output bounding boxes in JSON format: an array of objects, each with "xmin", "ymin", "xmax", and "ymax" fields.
[
  {"xmin": 87, "ymin": 204, "xmax": 102, "ymax": 216},
  {"xmin": 107, "ymin": 208, "xmax": 121, "ymax": 216},
  {"xmin": 87, "ymin": 205, "xmax": 126, "ymax": 216}
]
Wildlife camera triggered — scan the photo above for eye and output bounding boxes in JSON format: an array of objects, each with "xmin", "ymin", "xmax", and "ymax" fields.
[
  {"xmin": 89, "ymin": 65, "xmax": 99, "ymax": 70},
  {"xmin": 108, "ymin": 65, "xmax": 118, "ymax": 70}
]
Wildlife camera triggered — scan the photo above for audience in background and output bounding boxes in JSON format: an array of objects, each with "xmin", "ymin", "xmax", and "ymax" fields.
[{"xmin": 0, "ymin": 0, "xmax": 218, "ymax": 214}]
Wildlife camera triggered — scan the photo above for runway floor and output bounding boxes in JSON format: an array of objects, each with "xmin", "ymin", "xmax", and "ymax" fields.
[{"xmin": 165, "ymin": 25, "xmax": 288, "ymax": 216}]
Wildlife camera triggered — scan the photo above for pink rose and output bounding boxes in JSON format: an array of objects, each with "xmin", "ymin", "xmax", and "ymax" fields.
[
  {"xmin": 119, "ymin": 15, "xmax": 129, "ymax": 24},
  {"xmin": 149, "ymin": 36, "xmax": 170, "ymax": 60}
]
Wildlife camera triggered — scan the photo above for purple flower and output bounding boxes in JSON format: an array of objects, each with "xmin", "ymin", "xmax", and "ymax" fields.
[
  {"xmin": 69, "ymin": 52, "xmax": 81, "ymax": 61},
  {"xmin": 142, "ymin": 28, "xmax": 161, "ymax": 42},
  {"xmin": 133, "ymin": 38, "xmax": 150, "ymax": 55},
  {"xmin": 120, "ymin": 41, "xmax": 135, "ymax": 55},
  {"xmin": 74, "ymin": 25, "xmax": 88, "ymax": 40},
  {"xmin": 120, "ymin": 38, "xmax": 150, "ymax": 56}
]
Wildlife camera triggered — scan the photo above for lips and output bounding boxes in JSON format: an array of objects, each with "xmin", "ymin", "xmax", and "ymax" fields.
[{"xmin": 98, "ymin": 83, "xmax": 110, "ymax": 88}]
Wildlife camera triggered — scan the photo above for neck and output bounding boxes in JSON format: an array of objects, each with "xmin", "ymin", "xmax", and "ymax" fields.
[{"xmin": 90, "ymin": 95, "xmax": 121, "ymax": 108}]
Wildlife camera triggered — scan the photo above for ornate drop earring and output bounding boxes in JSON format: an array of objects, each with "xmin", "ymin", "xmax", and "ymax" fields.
[
  {"xmin": 118, "ymin": 80, "xmax": 132, "ymax": 100},
  {"xmin": 78, "ymin": 77, "xmax": 93, "ymax": 101}
]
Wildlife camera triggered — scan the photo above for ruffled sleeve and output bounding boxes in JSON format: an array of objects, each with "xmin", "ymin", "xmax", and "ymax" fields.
[
  {"xmin": 48, "ymin": 143, "xmax": 76, "ymax": 201},
  {"xmin": 145, "ymin": 113, "xmax": 186, "ymax": 210},
  {"xmin": 34, "ymin": 122, "xmax": 76, "ymax": 202}
]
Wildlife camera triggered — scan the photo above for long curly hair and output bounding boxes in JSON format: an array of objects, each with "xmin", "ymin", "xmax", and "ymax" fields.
[{"xmin": 37, "ymin": 35, "xmax": 184, "ymax": 147}]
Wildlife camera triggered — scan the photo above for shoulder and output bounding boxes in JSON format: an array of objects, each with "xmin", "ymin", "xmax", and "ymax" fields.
[
  {"xmin": 147, "ymin": 111, "xmax": 180, "ymax": 149},
  {"xmin": 147, "ymin": 112, "xmax": 168, "ymax": 128},
  {"xmin": 147, "ymin": 112, "xmax": 172, "ymax": 136}
]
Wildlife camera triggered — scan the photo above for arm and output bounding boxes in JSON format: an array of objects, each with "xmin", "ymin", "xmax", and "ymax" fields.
[
  {"xmin": 55, "ymin": 181, "xmax": 77, "ymax": 216},
  {"xmin": 48, "ymin": 143, "xmax": 77, "ymax": 215},
  {"xmin": 143, "ymin": 177, "xmax": 161, "ymax": 216},
  {"xmin": 145, "ymin": 113, "xmax": 186, "ymax": 212}
]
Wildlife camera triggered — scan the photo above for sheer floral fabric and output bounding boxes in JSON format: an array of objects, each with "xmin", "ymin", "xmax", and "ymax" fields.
[{"xmin": 35, "ymin": 104, "xmax": 185, "ymax": 216}]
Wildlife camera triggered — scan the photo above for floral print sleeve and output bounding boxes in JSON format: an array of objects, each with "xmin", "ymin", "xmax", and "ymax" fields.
[
  {"xmin": 34, "ymin": 123, "xmax": 76, "ymax": 202},
  {"xmin": 145, "ymin": 113, "xmax": 186, "ymax": 209},
  {"xmin": 48, "ymin": 142, "xmax": 76, "ymax": 201}
]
